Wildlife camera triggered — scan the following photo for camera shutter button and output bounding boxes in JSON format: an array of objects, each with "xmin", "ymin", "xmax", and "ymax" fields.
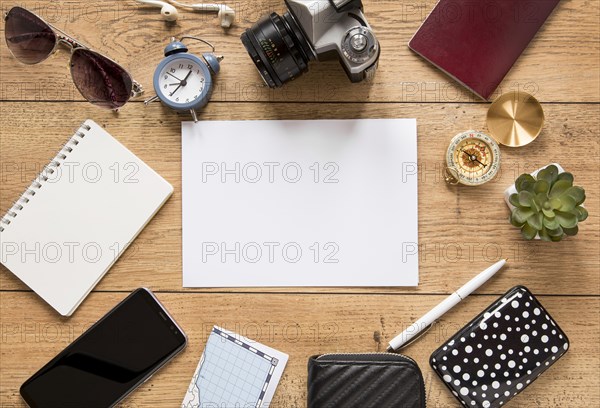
[
  {"xmin": 342, "ymin": 27, "xmax": 377, "ymax": 64},
  {"xmin": 350, "ymin": 34, "xmax": 367, "ymax": 52}
]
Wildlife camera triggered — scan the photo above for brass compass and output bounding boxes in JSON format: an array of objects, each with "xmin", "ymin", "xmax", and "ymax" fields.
[{"xmin": 444, "ymin": 130, "xmax": 501, "ymax": 186}]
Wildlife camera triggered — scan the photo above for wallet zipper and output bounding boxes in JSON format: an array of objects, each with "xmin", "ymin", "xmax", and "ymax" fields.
[
  {"xmin": 316, "ymin": 353, "xmax": 427, "ymax": 407},
  {"xmin": 318, "ymin": 352, "xmax": 418, "ymax": 364}
]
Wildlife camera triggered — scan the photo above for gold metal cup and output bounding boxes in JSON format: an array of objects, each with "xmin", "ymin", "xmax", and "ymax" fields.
[{"xmin": 486, "ymin": 91, "xmax": 545, "ymax": 147}]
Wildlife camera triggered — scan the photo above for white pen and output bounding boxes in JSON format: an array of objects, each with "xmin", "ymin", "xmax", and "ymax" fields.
[{"xmin": 387, "ymin": 259, "xmax": 507, "ymax": 352}]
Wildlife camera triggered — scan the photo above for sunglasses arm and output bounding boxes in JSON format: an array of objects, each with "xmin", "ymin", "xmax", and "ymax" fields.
[{"xmin": 131, "ymin": 81, "xmax": 144, "ymax": 98}]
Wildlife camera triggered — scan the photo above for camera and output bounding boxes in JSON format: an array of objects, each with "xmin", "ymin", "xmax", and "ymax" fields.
[{"xmin": 241, "ymin": 0, "xmax": 380, "ymax": 88}]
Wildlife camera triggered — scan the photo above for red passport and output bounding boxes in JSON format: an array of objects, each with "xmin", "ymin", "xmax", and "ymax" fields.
[{"xmin": 409, "ymin": 0, "xmax": 560, "ymax": 100}]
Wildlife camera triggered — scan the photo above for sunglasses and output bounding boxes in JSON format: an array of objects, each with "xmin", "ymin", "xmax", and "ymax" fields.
[{"xmin": 4, "ymin": 6, "xmax": 143, "ymax": 110}]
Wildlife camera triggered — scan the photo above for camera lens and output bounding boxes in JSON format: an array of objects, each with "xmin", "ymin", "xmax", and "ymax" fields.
[{"xmin": 241, "ymin": 12, "xmax": 315, "ymax": 88}]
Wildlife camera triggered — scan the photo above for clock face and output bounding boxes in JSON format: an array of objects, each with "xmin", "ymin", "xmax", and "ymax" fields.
[
  {"xmin": 156, "ymin": 57, "xmax": 207, "ymax": 106},
  {"xmin": 446, "ymin": 131, "xmax": 501, "ymax": 186}
]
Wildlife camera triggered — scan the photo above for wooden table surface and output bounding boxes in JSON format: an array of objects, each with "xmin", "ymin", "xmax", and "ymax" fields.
[{"xmin": 1, "ymin": 0, "xmax": 599, "ymax": 407}]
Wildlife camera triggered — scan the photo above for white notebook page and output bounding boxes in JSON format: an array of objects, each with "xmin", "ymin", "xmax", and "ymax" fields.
[{"xmin": 0, "ymin": 120, "xmax": 173, "ymax": 315}]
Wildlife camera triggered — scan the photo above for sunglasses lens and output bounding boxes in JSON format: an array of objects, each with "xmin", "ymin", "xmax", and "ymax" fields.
[
  {"xmin": 5, "ymin": 7, "xmax": 57, "ymax": 64},
  {"xmin": 70, "ymin": 49, "xmax": 133, "ymax": 109}
]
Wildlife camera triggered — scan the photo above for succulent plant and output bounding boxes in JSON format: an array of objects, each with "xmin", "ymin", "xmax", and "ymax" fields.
[{"xmin": 509, "ymin": 165, "xmax": 588, "ymax": 241}]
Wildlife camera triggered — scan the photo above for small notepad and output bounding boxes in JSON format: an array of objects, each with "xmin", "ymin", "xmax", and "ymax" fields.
[
  {"xmin": 181, "ymin": 326, "xmax": 288, "ymax": 408},
  {"xmin": 0, "ymin": 120, "xmax": 173, "ymax": 316}
]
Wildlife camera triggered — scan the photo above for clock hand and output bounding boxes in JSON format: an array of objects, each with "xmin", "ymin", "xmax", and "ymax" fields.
[
  {"xmin": 166, "ymin": 72, "xmax": 183, "ymax": 81},
  {"xmin": 171, "ymin": 71, "xmax": 194, "ymax": 96},
  {"xmin": 180, "ymin": 70, "xmax": 193, "ymax": 87},
  {"xmin": 169, "ymin": 82, "xmax": 183, "ymax": 96}
]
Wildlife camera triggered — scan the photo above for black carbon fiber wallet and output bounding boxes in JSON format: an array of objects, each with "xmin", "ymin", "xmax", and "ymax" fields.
[{"xmin": 307, "ymin": 353, "xmax": 426, "ymax": 408}]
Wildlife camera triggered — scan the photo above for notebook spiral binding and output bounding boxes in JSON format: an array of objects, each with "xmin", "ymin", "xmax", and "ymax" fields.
[{"xmin": 0, "ymin": 122, "xmax": 91, "ymax": 233}]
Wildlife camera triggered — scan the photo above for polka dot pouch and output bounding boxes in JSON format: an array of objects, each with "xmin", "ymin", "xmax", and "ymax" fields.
[{"xmin": 430, "ymin": 285, "xmax": 569, "ymax": 408}]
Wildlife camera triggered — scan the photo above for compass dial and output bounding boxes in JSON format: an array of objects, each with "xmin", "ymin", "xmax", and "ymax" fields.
[{"xmin": 446, "ymin": 131, "xmax": 501, "ymax": 186}]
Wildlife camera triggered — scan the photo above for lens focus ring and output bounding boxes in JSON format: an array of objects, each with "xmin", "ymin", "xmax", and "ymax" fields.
[{"xmin": 240, "ymin": 12, "xmax": 314, "ymax": 88}]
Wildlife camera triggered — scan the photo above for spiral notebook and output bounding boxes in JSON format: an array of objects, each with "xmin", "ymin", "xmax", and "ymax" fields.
[{"xmin": 0, "ymin": 120, "xmax": 173, "ymax": 316}]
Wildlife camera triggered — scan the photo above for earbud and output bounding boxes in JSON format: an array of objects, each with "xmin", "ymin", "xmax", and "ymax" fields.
[
  {"xmin": 137, "ymin": 0, "xmax": 236, "ymax": 27},
  {"xmin": 189, "ymin": 3, "xmax": 235, "ymax": 28},
  {"xmin": 167, "ymin": 1, "xmax": 235, "ymax": 28},
  {"xmin": 217, "ymin": 5, "xmax": 236, "ymax": 28},
  {"xmin": 136, "ymin": 0, "xmax": 179, "ymax": 22}
]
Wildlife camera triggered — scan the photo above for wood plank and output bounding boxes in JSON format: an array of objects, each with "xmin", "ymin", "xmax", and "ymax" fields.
[
  {"xmin": 0, "ymin": 0, "xmax": 598, "ymax": 103},
  {"xmin": 1, "ymin": 102, "xmax": 598, "ymax": 295},
  {"xmin": 0, "ymin": 292, "xmax": 597, "ymax": 407}
]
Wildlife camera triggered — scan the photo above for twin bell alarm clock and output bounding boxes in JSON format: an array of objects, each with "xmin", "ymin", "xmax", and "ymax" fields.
[{"xmin": 145, "ymin": 36, "xmax": 222, "ymax": 122}]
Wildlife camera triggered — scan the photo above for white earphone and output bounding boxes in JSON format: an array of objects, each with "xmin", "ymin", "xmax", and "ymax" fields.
[
  {"xmin": 181, "ymin": 3, "xmax": 235, "ymax": 28},
  {"xmin": 135, "ymin": 0, "xmax": 235, "ymax": 28},
  {"xmin": 135, "ymin": 0, "xmax": 179, "ymax": 22}
]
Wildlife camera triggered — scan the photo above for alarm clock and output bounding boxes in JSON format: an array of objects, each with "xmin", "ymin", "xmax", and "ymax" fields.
[
  {"xmin": 145, "ymin": 36, "xmax": 222, "ymax": 122},
  {"xmin": 444, "ymin": 130, "xmax": 501, "ymax": 186}
]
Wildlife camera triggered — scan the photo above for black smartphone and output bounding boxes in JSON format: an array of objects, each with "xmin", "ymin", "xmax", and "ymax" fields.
[{"xmin": 20, "ymin": 288, "xmax": 187, "ymax": 408}]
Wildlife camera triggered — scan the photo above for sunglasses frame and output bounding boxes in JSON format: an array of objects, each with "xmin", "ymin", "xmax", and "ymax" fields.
[{"xmin": 4, "ymin": 6, "xmax": 143, "ymax": 110}]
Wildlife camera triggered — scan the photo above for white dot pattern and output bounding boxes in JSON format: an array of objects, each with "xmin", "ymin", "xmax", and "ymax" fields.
[{"xmin": 431, "ymin": 286, "xmax": 570, "ymax": 408}]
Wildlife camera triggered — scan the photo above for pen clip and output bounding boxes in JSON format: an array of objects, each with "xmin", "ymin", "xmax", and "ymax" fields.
[{"xmin": 393, "ymin": 323, "xmax": 433, "ymax": 352}]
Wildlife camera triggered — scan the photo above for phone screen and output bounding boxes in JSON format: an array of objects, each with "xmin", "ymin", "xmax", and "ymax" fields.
[{"xmin": 20, "ymin": 289, "xmax": 187, "ymax": 408}]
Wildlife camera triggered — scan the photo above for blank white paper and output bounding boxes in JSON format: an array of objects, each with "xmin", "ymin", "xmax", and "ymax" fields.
[{"xmin": 182, "ymin": 119, "xmax": 419, "ymax": 287}]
